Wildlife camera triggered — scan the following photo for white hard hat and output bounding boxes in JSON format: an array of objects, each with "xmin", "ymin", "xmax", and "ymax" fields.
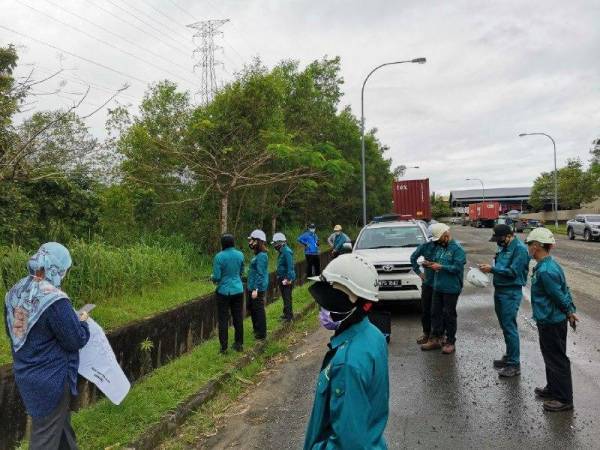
[
  {"xmin": 430, "ymin": 223, "xmax": 450, "ymax": 241},
  {"xmin": 248, "ymin": 229, "xmax": 267, "ymax": 242},
  {"xmin": 526, "ymin": 227, "xmax": 555, "ymax": 245},
  {"xmin": 271, "ymin": 232, "xmax": 287, "ymax": 243},
  {"xmin": 311, "ymin": 253, "xmax": 379, "ymax": 302}
]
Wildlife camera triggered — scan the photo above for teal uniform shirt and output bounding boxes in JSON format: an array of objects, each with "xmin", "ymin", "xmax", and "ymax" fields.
[
  {"xmin": 333, "ymin": 233, "xmax": 350, "ymax": 252},
  {"xmin": 491, "ymin": 237, "xmax": 530, "ymax": 288},
  {"xmin": 211, "ymin": 247, "xmax": 245, "ymax": 296},
  {"xmin": 531, "ymin": 256, "xmax": 576, "ymax": 325},
  {"xmin": 248, "ymin": 251, "xmax": 269, "ymax": 292},
  {"xmin": 432, "ymin": 239, "xmax": 466, "ymax": 295},
  {"xmin": 410, "ymin": 241, "xmax": 437, "ymax": 287},
  {"xmin": 276, "ymin": 245, "xmax": 296, "ymax": 281},
  {"xmin": 304, "ymin": 317, "xmax": 389, "ymax": 450}
]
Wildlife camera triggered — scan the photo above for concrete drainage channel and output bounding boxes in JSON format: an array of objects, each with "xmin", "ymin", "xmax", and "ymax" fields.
[{"xmin": 124, "ymin": 301, "xmax": 318, "ymax": 450}]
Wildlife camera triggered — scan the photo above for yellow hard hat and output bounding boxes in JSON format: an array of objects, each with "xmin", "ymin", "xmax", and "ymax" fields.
[{"xmin": 333, "ymin": 224, "xmax": 343, "ymax": 231}]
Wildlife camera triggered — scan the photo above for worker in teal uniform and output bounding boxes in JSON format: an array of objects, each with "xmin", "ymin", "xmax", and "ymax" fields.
[
  {"xmin": 421, "ymin": 223, "xmax": 466, "ymax": 355},
  {"xmin": 304, "ymin": 254, "xmax": 389, "ymax": 449},
  {"xmin": 410, "ymin": 226, "xmax": 438, "ymax": 345},
  {"xmin": 331, "ymin": 225, "xmax": 350, "ymax": 258},
  {"xmin": 526, "ymin": 227, "xmax": 578, "ymax": 412},
  {"xmin": 211, "ymin": 233, "xmax": 245, "ymax": 354},
  {"xmin": 247, "ymin": 229, "xmax": 269, "ymax": 340},
  {"xmin": 479, "ymin": 224, "xmax": 530, "ymax": 377},
  {"xmin": 272, "ymin": 232, "xmax": 296, "ymax": 322}
]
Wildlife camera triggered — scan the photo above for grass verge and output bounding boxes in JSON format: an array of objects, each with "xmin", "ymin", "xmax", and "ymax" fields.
[
  {"xmin": 545, "ymin": 224, "xmax": 567, "ymax": 235},
  {"xmin": 66, "ymin": 284, "xmax": 317, "ymax": 450},
  {"xmin": 0, "ymin": 279, "xmax": 215, "ymax": 366},
  {"xmin": 158, "ymin": 305, "xmax": 319, "ymax": 449}
]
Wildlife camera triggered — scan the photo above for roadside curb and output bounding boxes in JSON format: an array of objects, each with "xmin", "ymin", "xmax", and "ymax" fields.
[{"xmin": 125, "ymin": 299, "xmax": 318, "ymax": 450}]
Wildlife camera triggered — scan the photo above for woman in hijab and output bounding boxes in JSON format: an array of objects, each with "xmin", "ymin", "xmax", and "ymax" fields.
[{"xmin": 4, "ymin": 242, "xmax": 90, "ymax": 450}]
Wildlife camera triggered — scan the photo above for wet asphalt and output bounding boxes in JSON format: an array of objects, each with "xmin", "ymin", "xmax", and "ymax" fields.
[{"xmin": 197, "ymin": 226, "xmax": 600, "ymax": 450}]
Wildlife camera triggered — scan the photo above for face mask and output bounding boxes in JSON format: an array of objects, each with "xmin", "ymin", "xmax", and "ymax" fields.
[
  {"xmin": 274, "ymin": 242, "xmax": 284, "ymax": 251},
  {"xmin": 319, "ymin": 308, "xmax": 341, "ymax": 330},
  {"xmin": 318, "ymin": 307, "xmax": 356, "ymax": 330},
  {"xmin": 248, "ymin": 240, "xmax": 256, "ymax": 250},
  {"xmin": 309, "ymin": 228, "xmax": 316, "ymax": 233}
]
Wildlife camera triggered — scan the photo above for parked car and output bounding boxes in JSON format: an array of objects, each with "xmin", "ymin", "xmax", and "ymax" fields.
[
  {"xmin": 515, "ymin": 219, "xmax": 542, "ymax": 233},
  {"xmin": 352, "ymin": 218, "xmax": 428, "ymax": 302},
  {"xmin": 566, "ymin": 214, "xmax": 600, "ymax": 241},
  {"xmin": 450, "ymin": 217, "xmax": 462, "ymax": 224}
]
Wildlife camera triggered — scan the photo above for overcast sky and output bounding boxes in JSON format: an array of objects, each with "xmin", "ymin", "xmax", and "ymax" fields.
[{"xmin": 2, "ymin": 0, "xmax": 599, "ymax": 194}]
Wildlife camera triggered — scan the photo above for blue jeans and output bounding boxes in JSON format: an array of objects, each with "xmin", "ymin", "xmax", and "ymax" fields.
[{"xmin": 494, "ymin": 287, "xmax": 522, "ymax": 365}]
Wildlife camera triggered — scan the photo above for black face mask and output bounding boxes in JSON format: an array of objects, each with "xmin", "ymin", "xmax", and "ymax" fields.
[
  {"xmin": 248, "ymin": 240, "xmax": 256, "ymax": 250},
  {"xmin": 497, "ymin": 237, "xmax": 509, "ymax": 248}
]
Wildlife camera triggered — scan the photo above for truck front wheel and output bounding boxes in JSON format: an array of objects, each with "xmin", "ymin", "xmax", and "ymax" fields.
[{"xmin": 567, "ymin": 228, "xmax": 575, "ymax": 240}]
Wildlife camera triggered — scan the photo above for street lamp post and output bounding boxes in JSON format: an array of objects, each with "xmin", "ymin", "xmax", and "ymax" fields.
[
  {"xmin": 519, "ymin": 133, "xmax": 558, "ymax": 227},
  {"xmin": 360, "ymin": 57, "xmax": 426, "ymax": 226},
  {"xmin": 466, "ymin": 177, "xmax": 485, "ymax": 221}
]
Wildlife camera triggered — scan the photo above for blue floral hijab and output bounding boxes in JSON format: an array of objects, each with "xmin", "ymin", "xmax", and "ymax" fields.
[{"xmin": 5, "ymin": 242, "xmax": 72, "ymax": 352}]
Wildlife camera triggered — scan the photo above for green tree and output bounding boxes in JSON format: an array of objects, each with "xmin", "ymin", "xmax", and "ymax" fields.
[{"xmin": 530, "ymin": 158, "xmax": 593, "ymax": 211}]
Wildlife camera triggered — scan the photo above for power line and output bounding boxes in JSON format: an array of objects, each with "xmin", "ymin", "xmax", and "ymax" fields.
[
  {"xmin": 0, "ymin": 24, "xmax": 148, "ymax": 86},
  {"xmin": 39, "ymin": 0, "xmax": 196, "ymax": 78},
  {"xmin": 104, "ymin": 0, "xmax": 194, "ymax": 52},
  {"xmin": 16, "ymin": 0, "xmax": 199, "ymax": 87},
  {"xmin": 86, "ymin": 0, "xmax": 191, "ymax": 60},
  {"xmin": 125, "ymin": 0, "xmax": 193, "ymax": 43}
]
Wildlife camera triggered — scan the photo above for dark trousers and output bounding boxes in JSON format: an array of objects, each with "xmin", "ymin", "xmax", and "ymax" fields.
[
  {"xmin": 247, "ymin": 290, "xmax": 267, "ymax": 340},
  {"xmin": 421, "ymin": 284, "xmax": 434, "ymax": 335},
  {"xmin": 431, "ymin": 291, "xmax": 460, "ymax": 344},
  {"xmin": 30, "ymin": 384, "xmax": 78, "ymax": 450},
  {"xmin": 216, "ymin": 292, "xmax": 244, "ymax": 351},
  {"xmin": 538, "ymin": 320, "xmax": 573, "ymax": 403},
  {"xmin": 279, "ymin": 280, "xmax": 294, "ymax": 320},
  {"xmin": 306, "ymin": 254, "xmax": 321, "ymax": 278}
]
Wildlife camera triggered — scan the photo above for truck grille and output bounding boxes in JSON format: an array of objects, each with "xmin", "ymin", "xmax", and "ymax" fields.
[{"xmin": 374, "ymin": 263, "xmax": 413, "ymax": 274}]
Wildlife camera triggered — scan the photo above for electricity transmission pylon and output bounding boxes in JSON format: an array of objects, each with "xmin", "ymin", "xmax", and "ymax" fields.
[{"xmin": 187, "ymin": 19, "xmax": 229, "ymax": 105}]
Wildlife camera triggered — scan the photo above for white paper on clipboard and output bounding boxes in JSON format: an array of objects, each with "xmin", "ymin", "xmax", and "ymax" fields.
[{"xmin": 78, "ymin": 318, "xmax": 130, "ymax": 405}]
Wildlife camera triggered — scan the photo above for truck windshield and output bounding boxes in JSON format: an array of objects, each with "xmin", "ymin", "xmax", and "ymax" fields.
[
  {"xmin": 356, "ymin": 226, "xmax": 426, "ymax": 249},
  {"xmin": 585, "ymin": 215, "xmax": 600, "ymax": 222}
]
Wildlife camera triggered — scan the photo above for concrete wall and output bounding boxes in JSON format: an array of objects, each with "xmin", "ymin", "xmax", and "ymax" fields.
[
  {"xmin": 0, "ymin": 254, "xmax": 327, "ymax": 450},
  {"xmin": 520, "ymin": 199, "xmax": 600, "ymax": 222}
]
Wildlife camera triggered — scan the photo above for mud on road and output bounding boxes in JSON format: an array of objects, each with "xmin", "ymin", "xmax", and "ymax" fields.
[{"xmin": 168, "ymin": 226, "xmax": 600, "ymax": 449}]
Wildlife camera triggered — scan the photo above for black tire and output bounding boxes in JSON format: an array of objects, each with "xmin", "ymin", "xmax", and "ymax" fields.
[
  {"xmin": 567, "ymin": 228, "xmax": 575, "ymax": 240},
  {"xmin": 584, "ymin": 229, "xmax": 592, "ymax": 242}
]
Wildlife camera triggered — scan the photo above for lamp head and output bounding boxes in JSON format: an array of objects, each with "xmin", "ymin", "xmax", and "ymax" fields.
[
  {"xmin": 412, "ymin": 57, "xmax": 427, "ymax": 64},
  {"xmin": 519, "ymin": 133, "xmax": 527, "ymax": 137}
]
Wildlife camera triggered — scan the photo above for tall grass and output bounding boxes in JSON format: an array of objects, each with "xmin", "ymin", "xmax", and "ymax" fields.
[{"xmin": 0, "ymin": 240, "xmax": 210, "ymax": 307}]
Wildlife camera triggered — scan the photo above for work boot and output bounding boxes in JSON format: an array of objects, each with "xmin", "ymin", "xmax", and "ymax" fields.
[
  {"xmin": 416, "ymin": 334, "xmax": 429, "ymax": 345},
  {"xmin": 534, "ymin": 386, "xmax": 553, "ymax": 399},
  {"xmin": 493, "ymin": 355, "xmax": 508, "ymax": 369},
  {"xmin": 498, "ymin": 365, "xmax": 521, "ymax": 377},
  {"xmin": 543, "ymin": 400, "xmax": 574, "ymax": 412},
  {"xmin": 219, "ymin": 348, "xmax": 228, "ymax": 355},
  {"xmin": 232, "ymin": 343, "xmax": 243, "ymax": 353},
  {"xmin": 421, "ymin": 337, "xmax": 442, "ymax": 351},
  {"xmin": 441, "ymin": 343, "xmax": 455, "ymax": 354}
]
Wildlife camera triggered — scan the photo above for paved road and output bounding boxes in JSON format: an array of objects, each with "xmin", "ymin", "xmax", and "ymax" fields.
[{"xmin": 192, "ymin": 227, "xmax": 600, "ymax": 449}]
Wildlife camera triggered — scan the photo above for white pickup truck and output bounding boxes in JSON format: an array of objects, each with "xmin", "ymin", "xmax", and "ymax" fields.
[{"xmin": 352, "ymin": 218, "xmax": 429, "ymax": 302}]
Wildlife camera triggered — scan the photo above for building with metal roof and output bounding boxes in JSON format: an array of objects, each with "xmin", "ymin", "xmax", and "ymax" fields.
[{"xmin": 449, "ymin": 187, "xmax": 532, "ymax": 213}]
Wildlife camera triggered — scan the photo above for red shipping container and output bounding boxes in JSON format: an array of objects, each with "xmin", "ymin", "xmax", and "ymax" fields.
[
  {"xmin": 468, "ymin": 202, "xmax": 501, "ymax": 221},
  {"xmin": 392, "ymin": 179, "xmax": 431, "ymax": 220}
]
